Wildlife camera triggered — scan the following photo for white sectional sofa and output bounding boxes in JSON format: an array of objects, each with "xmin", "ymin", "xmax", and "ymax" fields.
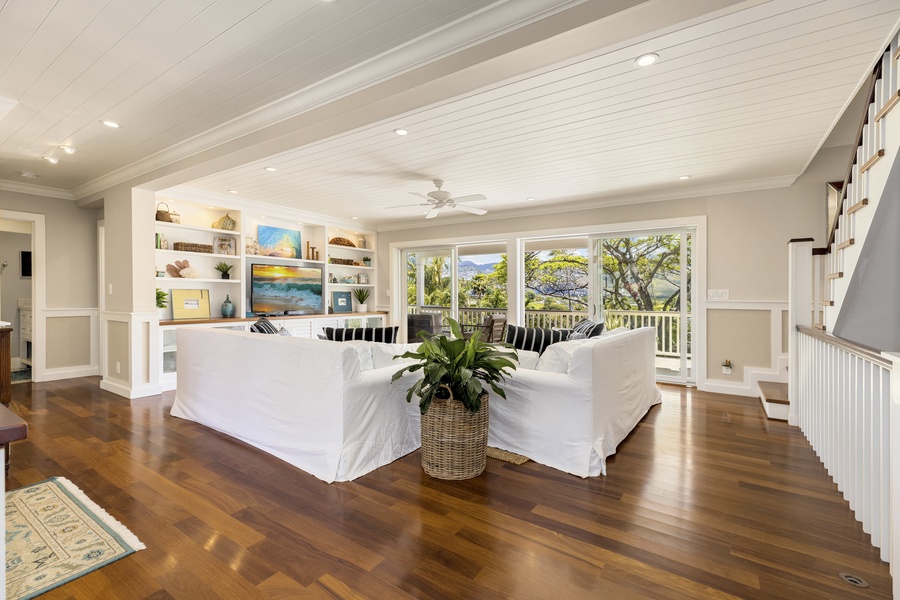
[
  {"xmin": 171, "ymin": 328, "xmax": 422, "ymax": 483},
  {"xmin": 170, "ymin": 325, "xmax": 660, "ymax": 482},
  {"xmin": 489, "ymin": 327, "xmax": 662, "ymax": 477}
]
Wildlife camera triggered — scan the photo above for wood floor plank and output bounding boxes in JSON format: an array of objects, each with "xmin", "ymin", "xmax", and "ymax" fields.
[{"xmin": 6, "ymin": 379, "xmax": 892, "ymax": 599}]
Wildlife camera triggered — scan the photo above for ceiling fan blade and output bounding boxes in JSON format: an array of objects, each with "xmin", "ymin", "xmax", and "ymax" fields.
[
  {"xmin": 409, "ymin": 192, "xmax": 431, "ymax": 200},
  {"xmin": 386, "ymin": 202, "xmax": 430, "ymax": 209},
  {"xmin": 454, "ymin": 204, "xmax": 487, "ymax": 216},
  {"xmin": 425, "ymin": 206, "xmax": 442, "ymax": 219},
  {"xmin": 448, "ymin": 194, "xmax": 486, "ymax": 204}
]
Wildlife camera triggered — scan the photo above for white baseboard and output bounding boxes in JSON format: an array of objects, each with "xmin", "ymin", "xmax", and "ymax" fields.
[
  {"xmin": 100, "ymin": 378, "xmax": 162, "ymax": 399},
  {"xmin": 41, "ymin": 365, "xmax": 99, "ymax": 382},
  {"xmin": 760, "ymin": 397, "xmax": 789, "ymax": 420},
  {"xmin": 700, "ymin": 355, "xmax": 788, "ymax": 398}
]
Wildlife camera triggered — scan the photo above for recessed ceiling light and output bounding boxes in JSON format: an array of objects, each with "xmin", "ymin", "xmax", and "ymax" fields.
[
  {"xmin": 678, "ymin": 175, "xmax": 691, "ymax": 180},
  {"xmin": 228, "ymin": 189, "xmax": 239, "ymax": 194},
  {"xmin": 351, "ymin": 216, "xmax": 358, "ymax": 220},
  {"xmin": 265, "ymin": 167, "xmax": 277, "ymax": 172},
  {"xmin": 635, "ymin": 53, "xmax": 659, "ymax": 68},
  {"xmin": 101, "ymin": 120, "xmax": 120, "ymax": 128},
  {"xmin": 393, "ymin": 128, "xmax": 408, "ymax": 136},
  {"xmin": 526, "ymin": 197, "xmax": 536, "ymax": 202},
  {"xmin": 19, "ymin": 171, "xmax": 38, "ymax": 179},
  {"xmin": 58, "ymin": 145, "xmax": 77, "ymax": 154},
  {"xmin": 42, "ymin": 156, "xmax": 59, "ymax": 164}
]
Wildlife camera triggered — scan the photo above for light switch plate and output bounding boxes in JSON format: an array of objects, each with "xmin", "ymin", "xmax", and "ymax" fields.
[{"xmin": 707, "ymin": 289, "xmax": 729, "ymax": 300}]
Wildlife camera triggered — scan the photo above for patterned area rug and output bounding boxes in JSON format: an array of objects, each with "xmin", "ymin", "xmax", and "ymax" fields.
[
  {"xmin": 6, "ymin": 477, "xmax": 145, "ymax": 600},
  {"xmin": 486, "ymin": 447, "xmax": 530, "ymax": 465},
  {"xmin": 11, "ymin": 368, "xmax": 31, "ymax": 383}
]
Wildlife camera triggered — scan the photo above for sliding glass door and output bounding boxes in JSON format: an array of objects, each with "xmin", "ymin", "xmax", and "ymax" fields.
[
  {"xmin": 402, "ymin": 247, "xmax": 457, "ymax": 332},
  {"xmin": 590, "ymin": 228, "xmax": 694, "ymax": 383}
]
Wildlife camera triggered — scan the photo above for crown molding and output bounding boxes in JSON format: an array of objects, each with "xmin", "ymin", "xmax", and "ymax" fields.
[
  {"xmin": 70, "ymin": 0, "xmax": 588, "ymax": 200},
  {"xmin": 161, "ymin": 186, "xmax": 378, "ymax": 233},
  {"xmin": 0, "ymin": 179, "xmax": 75, "ymax": 201},
  {"xmin": 375, "ymin": 175, "xmax": 799, "ymax": 232}
]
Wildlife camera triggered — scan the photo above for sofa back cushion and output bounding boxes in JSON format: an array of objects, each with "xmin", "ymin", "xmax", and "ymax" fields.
[
  {"xmin": 370, "ymin": 343, "xmax": 421, "ymax": 369},
  {"xmin": 324, "ymin": 326, "xmax": 399, "ymax": 343},
  {"xmin": 504, "ymin": 325, "xmax": 570, "ymax": 354},
  {"xmin": 535, "ymin": 338, "xmax": 595, "ymax": 373}
]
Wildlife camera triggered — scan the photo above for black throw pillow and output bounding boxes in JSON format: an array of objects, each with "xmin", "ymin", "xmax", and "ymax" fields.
[
  {"xmin": 323, "ymin": 326, "xmax": 399, "ymax": 343},
  {"xmin": 504, "ymin": 325, "xmax": 570, "ymax": 354},
  {"xmin": 249, "ymin": 317, "xmax": 279, "ymax": 334},
  {"xmin": 572, "ymin": 319, "xmax": 604, "ymax": 338}
]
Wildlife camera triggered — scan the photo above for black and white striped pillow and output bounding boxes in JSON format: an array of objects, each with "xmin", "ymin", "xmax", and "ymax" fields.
[
  {"xmin": 504, "ymin": 325, "xmax": 570, "ymax": 354},
  {"xmin": 250, "ymin": 317, "xmax": 279, "ymax": 334},
  {"xmin": 572, "ymin": 319, "xmax": 604, "ymax": 338},
  {"xmin": 323, "ymin": 326, "xmax": 399, "ymax": 343}
]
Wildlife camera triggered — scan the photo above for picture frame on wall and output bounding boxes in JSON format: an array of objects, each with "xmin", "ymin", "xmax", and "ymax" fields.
[
  {"xmin": 172, "ymin": 289, "xmax": 211, "ymax": 319},
  {"xmin": 214, "ymin": 236, "xmax": 236, "ymax": 256},
  {"xmin": 257, "ymin": 225, "xmax": 302, "ymax": 258},
  {"xmin": 332, "ymin": 291, "xmax": 352, "ymax": 313}
]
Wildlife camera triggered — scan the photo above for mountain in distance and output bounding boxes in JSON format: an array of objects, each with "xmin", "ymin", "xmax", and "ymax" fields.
[{"xmin": 458, "ymin": 260, "xmax": 497, "ymax": 279}]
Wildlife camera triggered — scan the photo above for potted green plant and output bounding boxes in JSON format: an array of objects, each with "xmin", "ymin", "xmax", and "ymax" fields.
[
  {"xmin": 392, "ymin": 318, "xmax": 518, "ymax": 480},
  {"xmin": 352, "ymin": 287, "xmax": 370, "ymax": 312},
  {"xmin": 362, "ymin": 256, "xmax": 371, "ymax": 267},
  {"xmin": 156, "ymin": 288, "xmax": 168, "ymax": 309},
  {"xmin": 214, "ymin": 261, "xmax": 233, "ymax": 279}
]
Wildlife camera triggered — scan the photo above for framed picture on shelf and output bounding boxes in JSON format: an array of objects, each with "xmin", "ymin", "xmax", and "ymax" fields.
[
  {"xmin": 214, "ymin": 236, "xmax": 236, "ymax": 256},
  {"xmin": 332, "ymin": 291, "xmax": 352, "ymax": 313},
  {"xmin": 171, "ymin": 289, "xmax": 211, "ymax": 320},
  {"xmin": 257, "ymin": 225, "xmax": 302, "ymax": 258}
]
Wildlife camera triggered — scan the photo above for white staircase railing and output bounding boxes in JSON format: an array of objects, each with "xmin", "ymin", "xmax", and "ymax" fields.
[
  {"xmin": 822, "ymin": 34, "xmax": 899, "ymax": 331},
  {"xmin": 790, "ymin": 31, "xmax": 900, "ymax": 599}
]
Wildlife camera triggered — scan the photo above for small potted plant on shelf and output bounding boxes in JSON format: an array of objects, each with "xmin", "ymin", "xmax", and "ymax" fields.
[
  {"xmin": 215, "ymin": 261, "xmax": 233, "ymax": 280},
  {"xmin": 392, "ymin": 318, "xmax": 518, "ymax": 480},
  {"xmin": 156, "ymin": 288, "xmax": 168, "ymax": 320},
  {"xmin": 352, "ymin": 287, "xmax": 370, "ymax": 312},
  {"xmin": 362, "ymin": 256, "xmax": 371, "ymax": 267}
]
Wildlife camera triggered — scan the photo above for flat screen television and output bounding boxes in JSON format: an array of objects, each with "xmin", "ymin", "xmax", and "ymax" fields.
[{"xmin": 250, "ymin": 263, "xmax": 323, "ymax": 315}]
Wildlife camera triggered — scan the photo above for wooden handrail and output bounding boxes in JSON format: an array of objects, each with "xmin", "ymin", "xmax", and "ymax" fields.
[{"xmin": 796, "ymin": 325, "xmax": 891, "ymax": 368}]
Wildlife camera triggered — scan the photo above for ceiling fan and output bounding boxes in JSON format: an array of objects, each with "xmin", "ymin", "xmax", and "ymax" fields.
[{"xmin": 387, "ymin": 179, "xmax": 487, "ymax": 219}]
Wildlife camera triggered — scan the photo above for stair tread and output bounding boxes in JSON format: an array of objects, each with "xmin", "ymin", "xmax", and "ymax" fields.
[{"xmin": 759, "ymin": 381, "xmax": 789, "ymax": 405}]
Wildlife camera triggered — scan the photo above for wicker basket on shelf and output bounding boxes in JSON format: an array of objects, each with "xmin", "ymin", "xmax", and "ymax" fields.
[
  {"xmin": 420, "ymin": 389, "xmax": 489, "ymax": 480},
  {"xmin": 329, "ymin": 257, "xmax": 354, "ymax": 265},
  {"xmin": 173, "ymin": 242, "xmax": 213, "ymax": 253},
  {"xmin": 328, "ymin": 236, "xmax": 356, "ymax": 247}
]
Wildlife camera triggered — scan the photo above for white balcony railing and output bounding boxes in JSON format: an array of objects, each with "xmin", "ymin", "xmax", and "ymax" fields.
[{"xmin": 407, "ymin": 306, "xmax": 688, "ymax": 358}]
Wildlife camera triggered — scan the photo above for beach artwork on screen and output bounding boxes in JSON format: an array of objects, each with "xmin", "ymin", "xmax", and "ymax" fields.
[
  {"xmin": 257, "ymin": 225, "xmax": 302, "ymax": 258},
  {"xmin": 251, "ymin": 265, "xmax": 323, "ymax": 313}
]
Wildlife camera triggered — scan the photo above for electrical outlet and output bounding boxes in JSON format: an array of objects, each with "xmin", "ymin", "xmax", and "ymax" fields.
[
  {"xmin": 707, "ymin": 289, "xmax": 729, "ymax": 300},
  {"xmin": 115, "ymin": 361, "xmax": 121, "ymax": 374}
]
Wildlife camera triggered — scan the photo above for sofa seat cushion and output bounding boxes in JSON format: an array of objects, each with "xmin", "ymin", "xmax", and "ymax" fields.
[
  {"xmin": 504, "ymin": 325, "xmax": 570, "ymax": 354},
  {"xmin": 324, "ymin": 326, "xmax": 399, "ymax": 343}
]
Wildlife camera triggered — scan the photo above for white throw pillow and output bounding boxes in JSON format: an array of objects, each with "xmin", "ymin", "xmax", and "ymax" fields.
[{"xmin": 535, "ymin": 338, "xmax": 594, "ymax": 373}]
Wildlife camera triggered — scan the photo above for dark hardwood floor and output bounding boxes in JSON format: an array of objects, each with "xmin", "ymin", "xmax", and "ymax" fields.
[{"xmin": 6, "ymin": 378, "xmax": 892, "ymax": 599}]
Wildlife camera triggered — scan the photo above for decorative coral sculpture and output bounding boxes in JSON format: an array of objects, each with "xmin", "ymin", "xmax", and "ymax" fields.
[{"xmin": 166, "ymin": 259, "xmax": 197, "ymax": 278}]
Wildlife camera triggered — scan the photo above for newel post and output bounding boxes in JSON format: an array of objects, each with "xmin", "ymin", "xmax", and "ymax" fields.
[
  {"xmin": 884, "ymin": 352, "xmax": 900, "ymax": 597},
  {"xmin": 787, "ymin": 239, "xmax": 813, "ymax": 427}
]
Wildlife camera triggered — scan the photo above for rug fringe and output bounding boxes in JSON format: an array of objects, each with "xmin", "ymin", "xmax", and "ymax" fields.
[{"xmin": 53, "ymin": 477, "xmax": 146, "ymax": 551}]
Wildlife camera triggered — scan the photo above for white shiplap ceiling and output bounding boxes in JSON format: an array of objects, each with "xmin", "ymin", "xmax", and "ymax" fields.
[{"xmin": 1, "ymin": 0, "xmax": 899, "ymax": 228}]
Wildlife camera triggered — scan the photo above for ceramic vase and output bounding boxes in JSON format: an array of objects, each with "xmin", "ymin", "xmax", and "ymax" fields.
[{"xmin": 221, "ymin": 295, "xmax": 235, "ymax": 318}]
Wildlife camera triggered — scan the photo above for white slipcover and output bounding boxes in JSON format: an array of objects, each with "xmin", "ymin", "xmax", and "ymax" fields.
[
  {"xmin": 170, "ymin": 329, "xmax": 421, "ymax": 483},
  {"xmin": 489, "ymin": 327, "xmax": 662, "ymax": 477}
]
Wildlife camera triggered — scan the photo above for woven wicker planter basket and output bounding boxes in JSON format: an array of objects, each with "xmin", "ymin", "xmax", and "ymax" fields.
[{"xmin": 420, "ymin": 389, "xmax": 489, "ymax": 480}]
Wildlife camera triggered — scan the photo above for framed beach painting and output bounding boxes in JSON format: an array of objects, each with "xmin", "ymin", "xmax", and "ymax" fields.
[{"xmin": 258, "ymin": 225, "xmax": 302, "ymax": 258}]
